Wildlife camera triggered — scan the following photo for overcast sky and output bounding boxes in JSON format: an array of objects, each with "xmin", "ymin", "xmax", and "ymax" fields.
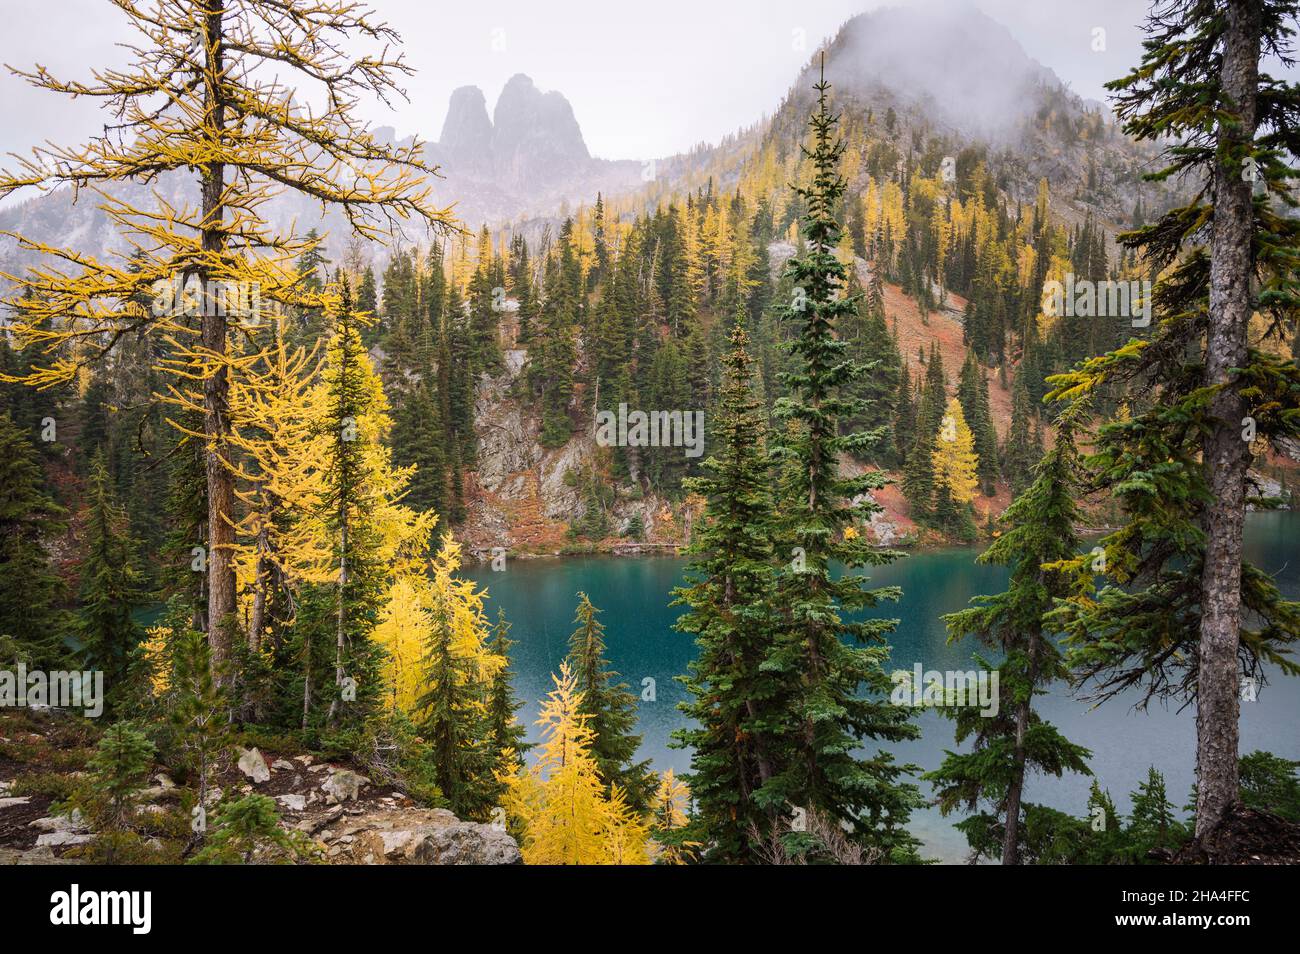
[{"xmin": 0, "ymin": 0, "xmax": 1153, "ymax": 163}]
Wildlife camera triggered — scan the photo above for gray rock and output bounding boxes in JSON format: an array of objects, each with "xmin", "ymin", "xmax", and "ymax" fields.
[
  {"xmin": 30, "ymin": 810, "xmax": 86, "ymax": 833},
  {"xmin": 0, "ymin": 796, "xmax": 31, "ymax": 810},
  {"xmin": 272, "ymin": 759, "xmax": 296, "ymax": 772},
  {"xmin": 413, "ymin": 825, "xmax": 522, "ymax": 866},
  {"xmin": 235, "ymin": 747, "xmax": 271, "ymax": 783},
  {"xmin": 335, "ymin": 807, "xmax": 520, "ymax": 865},
  {"xmin": 276, "ymin": 794, "xmax": 306, "ymax": 813},
  {"xmin": 237, "ymin": 747, "xmax": 271, "ymax": 783},
  {"xmin": 35, "ymin": 831, "xmax": 93, "ymax": 848},
  {"xmin": 0, "ymin": 846, "xmax": 83, "ymax": 865},
  {"xmin": 321, "ymin": 769, "xmax": 367, "ymax": 803}
]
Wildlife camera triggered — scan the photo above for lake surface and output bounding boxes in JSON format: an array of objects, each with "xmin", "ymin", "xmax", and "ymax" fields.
[{"xmin": 467, "ymin": 511, "xmax": 1300, "ymax": 862}]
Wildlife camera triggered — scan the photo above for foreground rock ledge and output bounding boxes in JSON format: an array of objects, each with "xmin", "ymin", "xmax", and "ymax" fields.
[{"xmin": 307, "ymin": 806, "xmax": 521, "ymax": 865}]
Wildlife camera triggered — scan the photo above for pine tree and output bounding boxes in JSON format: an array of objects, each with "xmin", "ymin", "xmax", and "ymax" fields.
[
  {"xmin": 903, "ymin": 346, "xmax": 947, "ymax": 517},
  {"xmin": 893, "ymin": 361, "xmax": 916, "ymax": 466},
  {"xmin": 567, "ymin": 593, "xmax": 655, "ymax": 812},
  {"xmin": 957, "ymin": 351, "xmax": 1000, "ymax": 493},
  {"xmin": 672, "ymin": 318, "xmax": 785, "ymax": 861},
  {"xmin": 87, "ymin": 722, "xmax": 156, "ymax": 839},
  {"xmin": 532, "ymin": 234, "xmax": 579, "ymax": 448},
  {"xmin": 1050, "ymin": 0, "xmax": 1300, "ymax": 851},
  {"xmin": 928, "ymin": 412, "xmax": 1093, "ymax": 863},
  {"xmin": 166, "ymin": 624, "xmax": 227, "ymax": 837},
  {"xmin": 416, "ymin": 535, "xmax": 499, "ymax": 820},
  {"xmin": 75, "ymin": 454, "xmax": 146, "ymax": 710},
  {"xmin": 769, "ymin": 61, "xmax": 922, "ymax": 858},
  {"xmin": 320, "ymin": 283, "xmax": 381, "ymax": 726},
  {"xmin": 0, "ymin": 412, "xmax": 67, "ymax": 666},
  {"xmin": 1124, "ymin": 767, "xmax": 1188, "ymax": 862},
  {"xmin": 485, "ymin": 609, "xmax": 531, "ymax": 792},
  {"xmin": 301, "ymin": 284, "xmax": 436, "ymax": 730},
  {"xmin": 1003, "ymin": 375, "xmax": 1041, "ymax": 495}
]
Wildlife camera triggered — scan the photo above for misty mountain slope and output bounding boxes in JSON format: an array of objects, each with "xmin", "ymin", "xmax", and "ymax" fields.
[
  {"xmin": 621, "ymin": 6, "xmax": 1171, "ymax": 234},
  {"xmin": 0, "ymin": 6, "xmax": 1171, "ymax": 281}
]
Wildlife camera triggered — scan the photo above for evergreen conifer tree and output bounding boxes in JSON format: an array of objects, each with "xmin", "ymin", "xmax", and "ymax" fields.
[
  {"xmin": 928, "ymin": 413, "xmax": 1093, "ymax": 863},
  {"xmin": 567, "ymin": 593, "xmax": 655, "ymax": 812},
  {"xmin": 769, "ymin": 61, "xmax": 922, "ymax": 858},
  {"xmin": 672, "ymin": 318, "xmax": 785, "ymax": 861}
]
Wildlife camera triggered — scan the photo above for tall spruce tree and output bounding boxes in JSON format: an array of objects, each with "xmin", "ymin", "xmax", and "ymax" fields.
[
  {"xmin": 417, "ymin": 564, "xmax": 492, "ymax": 820},
  {"xmin": 928, "ymin": 412, "xmax": 1093, "ymax": 863},
  {"xmin": 75, "ymin": 454, "xmax": 146, "ymax": 708},
  {"xmin": 769, "ymin": 61, "xmax": 922, "ymax": 859},
  {"xmin": 957, "ymin": 351, "xmax": 1000, "ymax": 494},
  {"xmin": 0, "ymin": 412, "xmax": 67, "ymax": 666},
  {"xmin": 903, "ymin": 345, "xmax": 947, "ymax": 519},
  {"xmin": 485, "ymin": 609, "xmax": 531, "ymax": 790},
  {"xmin": 317, "ymin": 283, "xmax": 386, "ymax": 727},
  {"xmin": 1003, "ymin": 375, "xmax": 1042, "ymax": 495},
  {"xmin": 672, "ymin": 318, "xmax": 785, "ymax": 862}
]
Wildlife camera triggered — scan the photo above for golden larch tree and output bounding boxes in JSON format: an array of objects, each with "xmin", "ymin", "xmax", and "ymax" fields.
[
  {"xmin": 0, "ymin": 0, "xmax": 455, "ymax": 680},
  {"xmin": 931, "ymin": 397, "xmax": 979, "ymax": 506}
]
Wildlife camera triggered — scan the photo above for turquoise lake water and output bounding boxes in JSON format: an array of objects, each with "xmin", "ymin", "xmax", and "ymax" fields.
[{"xmin": 466, "ymin": 511, "xmax": 1300, "ymax": 862}]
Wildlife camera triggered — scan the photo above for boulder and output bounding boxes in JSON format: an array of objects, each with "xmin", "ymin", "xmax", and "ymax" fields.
[
  {"xmin": 413, "ymin": 825, "xmax": 521, "ymax": 866},
  {"xmin": 0, "ymin": 846, "xmax": 84, "ymax": 865},
  {"xmin": 237, "ymin": 747, "xmax": 271, "ymax": 784},
  {"xmin": 276, "ymin": 794, "xmax": 306, "ymax": 813},
  {"xmin": 328, "ymin": 807, "xmax": 520, "ymax": 865},
  {"xmin": 35, "ymin": 831, "xmax": 92, "ymax": 848},
  {"xmin": 30, "ymin": 810, "xmax": 86, "ymax": 833},
  {"xmin": 321, "ymin": 769, "xmax": 367, "ymax": 804}
]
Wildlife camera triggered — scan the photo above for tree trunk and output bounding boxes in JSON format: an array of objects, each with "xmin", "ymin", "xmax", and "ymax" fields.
[
  {"xmin": 327, "ymin": 518, "xmax": 347, "ymax": 724},
  {"xmin": 1196, "ymin": 0, "xmax": 1261, "ymax": 844},
  {"xmin": 327, "ymin": 325, "xmax": 352, "ymax": 726},
  {"xmin": 1002, "ymin": 636, "xmax": 1041, "ymax": 865},
  {"xmin": 200, "ymin": 0, "xmax": 237, "ymax": 685},
  {"xmin": 244, "ymin": 499, "xmax": 270, "ymax": 722},
  {"xmin": 302, "ymin": 629, "xmax": 312, "ymax": 732}
]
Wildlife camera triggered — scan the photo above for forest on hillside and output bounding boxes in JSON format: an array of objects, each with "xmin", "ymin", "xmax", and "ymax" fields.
[{"xmin": 0, "ymin": 0, "xmax": 1299, "ymax": 882}]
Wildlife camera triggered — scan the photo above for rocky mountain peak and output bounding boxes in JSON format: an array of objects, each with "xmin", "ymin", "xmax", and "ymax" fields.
[
  {"xmin": 438, "ymin": 85, "xmax": 494, "ymax": 172},
  {"xmin": 432, "ymin": 74, "xmax": 593, "ymax": 194},
  {"xmin": 492, "ymin": 73, "xmax": 590, "ymax": 168}
]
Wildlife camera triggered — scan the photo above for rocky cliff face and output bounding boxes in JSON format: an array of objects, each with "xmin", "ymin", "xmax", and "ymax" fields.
[
  {"xmin": 428, "ymin": 73, "xmax": 638, "ymax": 227},
  {"xmin": 439, "ymin": 86, "xmax": 496, "ymax": 173},
  {"xmin": 458, "ymin": 327, "xmax": 687, "ymax": 559}
]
